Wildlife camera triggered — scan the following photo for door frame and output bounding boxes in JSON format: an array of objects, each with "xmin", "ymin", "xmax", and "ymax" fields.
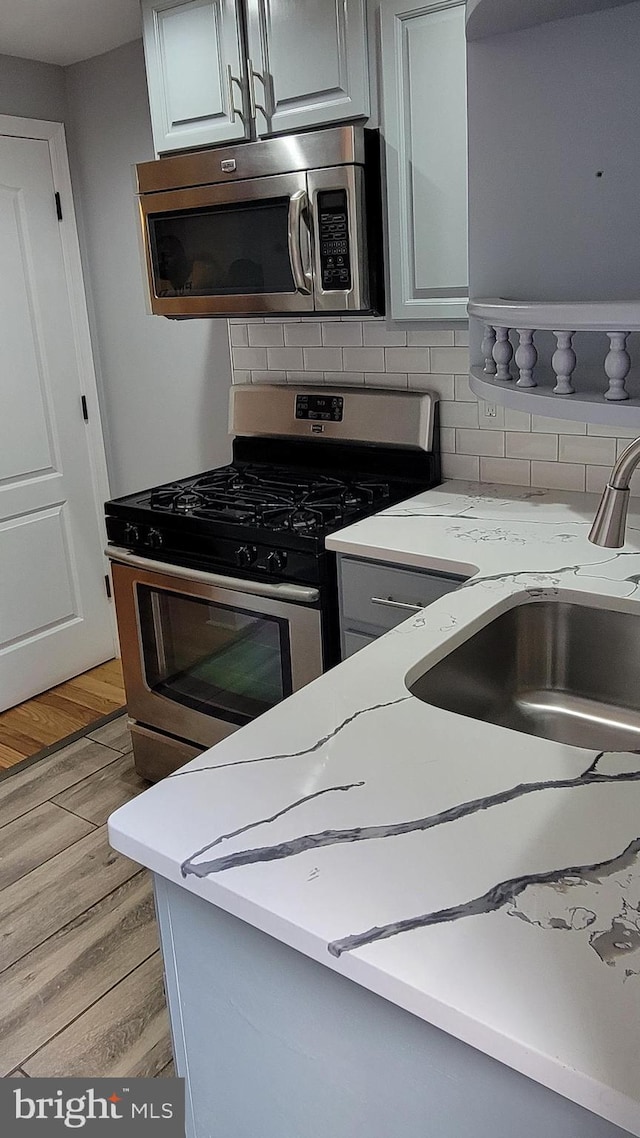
[{"xmin": 0, "ymin": 113, "xmax": 118, "ymax": 656}]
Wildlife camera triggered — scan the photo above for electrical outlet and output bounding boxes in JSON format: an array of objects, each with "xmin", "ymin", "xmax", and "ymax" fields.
[{"xmin": 483, "ymin": 403, "xmax": 497, "ymax": 418}]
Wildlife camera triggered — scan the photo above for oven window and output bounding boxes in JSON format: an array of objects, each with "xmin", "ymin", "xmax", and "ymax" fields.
[
  {"xmin": 137, "ymin": 586, "xmax": 292, "ymax": 726},
  {"xmin": 148, "ymin": 199, "xmax": 295, "ymax": 296}
]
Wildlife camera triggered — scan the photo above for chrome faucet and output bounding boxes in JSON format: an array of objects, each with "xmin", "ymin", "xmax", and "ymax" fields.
[{"xmin": 589, "ymin": 436, "xmax": 640, "ymax": 547}]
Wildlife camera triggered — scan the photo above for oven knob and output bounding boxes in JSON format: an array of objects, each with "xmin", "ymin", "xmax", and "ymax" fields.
[
  {"xmin": 123, "ymin": 522, "xmax": 140, "ymax": 544},
  {"xmin": 146, "ymin": 527, "xmax": 163, "ymax": 549},
  {"xmin": 236, "ymin": 545, "xmax": 256, "ymax": 568},
  {"xmin": 266, "ymin": 550, "xmax": 287, "ymax": 574}
]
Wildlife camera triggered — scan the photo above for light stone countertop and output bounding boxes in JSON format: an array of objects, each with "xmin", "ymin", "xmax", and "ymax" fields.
[{"xmin": 109, "ymin": 480, "xmax": 640, "ymax": 1136}]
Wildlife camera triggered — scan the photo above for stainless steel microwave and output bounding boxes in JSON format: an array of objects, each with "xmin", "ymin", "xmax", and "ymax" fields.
[{"xmin": 136, "ymin": 124, "xmax": 383, "ymax": 318}]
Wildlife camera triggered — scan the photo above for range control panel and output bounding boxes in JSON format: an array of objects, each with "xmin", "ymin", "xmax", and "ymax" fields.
[
  {"xmin": 295, "ymin": 394, "xmax": 344, "ymax": 422},
  {"xmin": 318, "ymin": 190, "xmax": 351, "ymax": 291}
]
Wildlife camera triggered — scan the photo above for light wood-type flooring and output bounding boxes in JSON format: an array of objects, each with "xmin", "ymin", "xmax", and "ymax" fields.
[
  {"xmin": 0, "ymin": 716, "xmax": 174, "ymax": 1077},
  {"xmin": 0, "ymin": 659, "xmax": 126, "ymax": 770}
]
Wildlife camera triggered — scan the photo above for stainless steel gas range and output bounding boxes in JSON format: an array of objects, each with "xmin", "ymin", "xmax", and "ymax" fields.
[{"xmin": 105, "ymin": 385, "xmax": 440, "ymax": 780}]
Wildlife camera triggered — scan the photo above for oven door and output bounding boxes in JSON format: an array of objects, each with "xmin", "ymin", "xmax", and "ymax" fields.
[
  {"xmin": 139, "ymin": 171, "xmax": 314, "ymax": 316},
  {"xmin": 110, "ymin": 553, "xmax": 324, "ymax": 749}
]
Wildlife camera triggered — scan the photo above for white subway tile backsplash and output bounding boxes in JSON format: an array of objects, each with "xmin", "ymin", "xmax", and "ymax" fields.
[
  {"xmin": 431, "ymin": 346, "xmax": 470, "ymax": 373},
  {"xmin": 531, "ymin": 461, "xmax": 586, "ymax": 491},
  {"xmin": 480, "ymin": 457, "xmax": 531, "ymax": 486},
  {"xmin": 504, "ymin": 407, "xmax": 532, "ymax": 431},
  {"xmin": 325, "ymin": 372, "xmax": 365, "ymax": 385},
  {"xmin": 440, "ymin": 427, "xmax": 456, "ymax": 453},
  {"xmin": 506, "ymin": 432, "xmax": 558, "ymax": 461},
  {"xmin": 303, "ymin": 346, "xmax": 343, "ymax": 371},
  {"xmin": 454, "ymin": 374, "xmax": 476, "ymax": 402},
  {"xmin": 248, "ymin": 323, "xmax": 284, "ymax": 347},
  {"xmin": 229, "ymin": 323, "xmax": 248, "ymax": 346},
  {"xmin": 251, "ymin": 370, "xmax": 285, "ymax": 384},
  {"xmin": 363, "ymin": 322, "xmax": 407, "ymax": 347},
  {"xmin": 366, "ymin": 372, "xmax": 407, "ymax": 388},
  {"xmin": 228, "ymin": 319, "xmax": 633, "ymax": 498},
  {"xmin": 442, "ymin": 453, "xmax": 480, "ymax": 481},
  {"xmin": 285, "ymin": 371, "xmax": 324, "ymax": 384},
  {"xmin": 406, "ymin": 330, "xmax": 454, "ymax": 347},
  {"xmin": 341, "ymin": 346, "xmax": 385, "ymax": 372},
  {"xmin": 440, "ymin": 400, "xmax": 479, "ymax": 428},
  {"xmin": 531, "ymin": 414, "xmax": 586, "ymax": 435},
  {"xmin": 409, "ymin": 374, "xmax": 455, "ymax": 399},
  {"xmin": 232, "ymin": 346, "xmax": 267, "ymax": 370},
  {"xmin": 558, "ymin": 434, "xmax": 616, "ymax": 466},
  {"xmin": 284, "ymin": 322, "xmax": 322, "ymax": 346},
  {"xmin": 456, "ymin": 429, "xmax": 504, "ymax": 457},
  {"xmin": 385, "ymin": 347, "xmax": 431, "ymax": 373},
  {"xmin": 267, "ymin": 346, "xmax": 304, "ymax": 370},
  {"xmin": 321, "ymin": 322, "xmax": 363, "ymax": 346}
]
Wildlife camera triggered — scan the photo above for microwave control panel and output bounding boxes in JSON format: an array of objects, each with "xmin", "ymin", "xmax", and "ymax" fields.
[{"xmin": 318, "ymin": 190, "xmax": 352, "ymax": 291}]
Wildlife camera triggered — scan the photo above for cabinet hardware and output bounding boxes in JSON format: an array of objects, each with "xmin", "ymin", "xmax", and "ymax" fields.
[
  {"xmin": 104, "ymin": 574, "xmax": 112, "ymax": 599},
  {"xmin": 55, "ymin": 191, "xmax": 63, "ymax": 221},
  {"xmin": 370, "ymin": 597, "xmax": 424, "ymax": 612},
  {"xmin": 226, "ymin": 65, "xmax": 246, "ymax": 124},
  {"xmin": 81, "ymin": 395, "xmax": 89, "ymax": 422},
  {"xmin": 247, "ymin": 58, "xmax": 269, "ymax": 124}
]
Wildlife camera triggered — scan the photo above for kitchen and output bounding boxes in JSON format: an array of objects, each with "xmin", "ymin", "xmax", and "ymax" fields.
[{"xmin": 1, "ymin": 0, "xmax": 640, "ymax": 1134}]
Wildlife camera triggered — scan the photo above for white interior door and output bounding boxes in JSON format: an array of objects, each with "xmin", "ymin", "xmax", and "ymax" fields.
[{"xmin": 0, "ymin": 129, "xmax": 115, "ymax": 712}]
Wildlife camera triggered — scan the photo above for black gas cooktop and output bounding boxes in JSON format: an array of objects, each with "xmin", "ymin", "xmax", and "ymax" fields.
[{"xmin": 105, "ymin": 435, "xmax": 440, "ymax": 586}]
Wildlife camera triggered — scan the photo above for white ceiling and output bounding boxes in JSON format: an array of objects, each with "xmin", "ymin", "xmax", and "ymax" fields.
[{"xmin": 0, "ymin": 0, "xmax": 143, "ymax": 67}]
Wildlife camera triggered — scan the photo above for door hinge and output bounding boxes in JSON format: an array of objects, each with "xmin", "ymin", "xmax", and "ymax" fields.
[
  {"xmin": 104, "ymin": 574, "xmax": 112, "ymax": 599},
  {"xmin": 55, "ymin": 191, "xmax": 63, "ymax": 221},
  {"xmin": 81, "ymin": 395, "xmax": 89, "ymax": 422}
]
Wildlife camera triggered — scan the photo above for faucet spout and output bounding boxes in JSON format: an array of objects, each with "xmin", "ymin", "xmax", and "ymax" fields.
[{"xmin": 588, "ymin": 435, "xmax": 640, "ymax": 547}]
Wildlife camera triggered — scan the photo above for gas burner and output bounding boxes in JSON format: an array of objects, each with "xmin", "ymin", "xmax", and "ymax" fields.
[{"xmin": 175, "ymin": 490, "xmax": 204, "ymax": 512}]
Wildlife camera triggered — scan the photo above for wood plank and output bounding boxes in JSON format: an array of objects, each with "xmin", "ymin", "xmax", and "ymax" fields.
[
  {"xmin": 53, "ymin": 753, "xmax": 147, "ymax": 827},
  {"xmin": 57, "ymin": 683, "xmax": 124, "ymax": 717},
  {"xmin": 0, "ymin": 872, "xmax": 158, "ymax": 1076},
  {"xmin": 0, "ymin": 826, "xmax": 139, "ymax": 973},
  {"xmin": 0, "ymin": 741, "xmax": 25, "ymax": 769},
  {"xmin": 88, "ymin": 715, "xmax": 132, "ymax": 754},
  {"xmin": 0, "ymin": 735, "xmax": 120, "ymax": 830},
  {"xmin": 34, "ymin": 690, "xmax": 97, "ymax": 728},
  {"xmin": 24, "ymin": 951, "xmax": 171, "ymax": 1079},
  {"xmin": 0, "ymin": 802, "xmax": 94, "ymax": 891},
  {"xmin": 0, "ymin": 701, "xmax": 83, "ymax": 750},
  {"xmin": 65, "ymin": 674, "xmax": 127, "ymax": 707},
  {"xmin": 157, "ymin": 1058, "xmax": 175, "ymax": 1077},
  {"xmin": 0, "ymin": 725, "xmax": 44, "ymax": 758}
]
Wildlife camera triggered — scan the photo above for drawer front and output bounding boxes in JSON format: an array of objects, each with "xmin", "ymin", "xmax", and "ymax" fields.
[
  {"xmin": 339, "ymin": 557, "xmax": 463, "ymax": 633},
  {"xmin": 342, "ymin": 630, "xmax": 376, "ymax": 658}
]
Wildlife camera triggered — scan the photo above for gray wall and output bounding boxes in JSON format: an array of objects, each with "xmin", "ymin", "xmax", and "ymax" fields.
[
  {"xmin": 0, "ymin": 53, "xmax": 67, "ymax": 121},
  {"xmin": 64, "ymin": 39, "xmax": 232, "ymax": 497}
]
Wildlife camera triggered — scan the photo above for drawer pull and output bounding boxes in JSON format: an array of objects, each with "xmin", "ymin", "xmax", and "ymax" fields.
[{"xmin": 370, "ymin": 596, "xmax": 424, "ymax": 612}]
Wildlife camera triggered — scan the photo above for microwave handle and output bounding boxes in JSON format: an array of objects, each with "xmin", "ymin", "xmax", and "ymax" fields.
[{"xmin": 287, "ymin": 190, "xmax": 312, "ymax": 295}]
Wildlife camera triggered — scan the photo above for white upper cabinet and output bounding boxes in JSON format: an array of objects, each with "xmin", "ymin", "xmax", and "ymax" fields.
[
  {"xmin": 142, "ymin": 0, "xmax": 249, "ymax": 154},
  {"xmin": 142, "ymin": 0, "xmax": 371, "ymax": 155},
  {"xmin": 244, "ymin": 0, "xmax": 370, "ymax": 138},
  {"xmin": 381, "ymin": 0, "xmax": 468, "ymax": 320}
]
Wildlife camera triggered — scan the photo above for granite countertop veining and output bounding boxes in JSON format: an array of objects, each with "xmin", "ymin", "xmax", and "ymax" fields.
[{"xmin": 109, "ymin": 481, "xmax": 640, "ymax": 1136}]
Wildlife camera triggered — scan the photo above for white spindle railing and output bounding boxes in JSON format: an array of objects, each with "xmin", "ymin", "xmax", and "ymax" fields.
[{"xmin": 472, "ymin": 301, "xmax": 640, "ymax": 408}]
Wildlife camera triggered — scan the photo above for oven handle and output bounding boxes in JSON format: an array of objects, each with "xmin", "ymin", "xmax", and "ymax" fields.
[
  {"xmin": 287, "ymin": 190, "xmax": 312, "ymax": 295},
  {"xmin": 107, "ymin": 546, "xmax": 320, "ymax": 603}
]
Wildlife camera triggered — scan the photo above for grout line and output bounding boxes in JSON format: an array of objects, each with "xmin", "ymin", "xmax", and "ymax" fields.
[
  {"xmin": 18, "ymin": 945, "xmax": 161, "ymax": 1076},
  {"xmin": 51, "ymin": 802, "xmax": 99, "ymax": 829}
]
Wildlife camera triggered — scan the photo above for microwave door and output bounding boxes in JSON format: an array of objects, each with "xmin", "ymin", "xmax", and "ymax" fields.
[
  {"xmin": 139, "ymin": 172, "xmax": 314, "ymax": 316},
  {"xmin": 307, "ymin": 166, "xmax": 371, "ymax": 315}
]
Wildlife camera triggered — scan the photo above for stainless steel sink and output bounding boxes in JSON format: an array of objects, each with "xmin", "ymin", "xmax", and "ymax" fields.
[{"xmin": 408, "ymin": 598, "xmax": 640, "ymax": 751}]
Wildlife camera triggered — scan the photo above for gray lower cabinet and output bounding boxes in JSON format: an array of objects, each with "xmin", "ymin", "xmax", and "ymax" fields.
[
  {"xmin": 380, "ymin": 0, "xmax": 468, "ymax": 319},
  {"xmin": 154, "ymin": 874, "xmax": 628, "ymax": 1138},
  {"xmin": 142, "ymin": 0, "xmax": 370, "ymax": 156},
  {"xmin": 338, "ymin": 554, "xmax": 465, "ymax": 657}
]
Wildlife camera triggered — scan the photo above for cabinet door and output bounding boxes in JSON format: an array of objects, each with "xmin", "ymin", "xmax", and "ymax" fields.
[
  {"xmin": 142, "ymin": 0, "xmax": 248, "ymax": 155},
  {"xmin": 245, "ymin": 0, "xmax": 370, "ymax": 138},
  {"xmin": 381, "ymin": 0, "xmax": 468, "ymax": 319}
]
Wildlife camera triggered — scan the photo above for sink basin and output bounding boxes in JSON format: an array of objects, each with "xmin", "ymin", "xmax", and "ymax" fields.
[{"xmin": 408, "ymin": 598, "xmax": 640, "ymax": 751}]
